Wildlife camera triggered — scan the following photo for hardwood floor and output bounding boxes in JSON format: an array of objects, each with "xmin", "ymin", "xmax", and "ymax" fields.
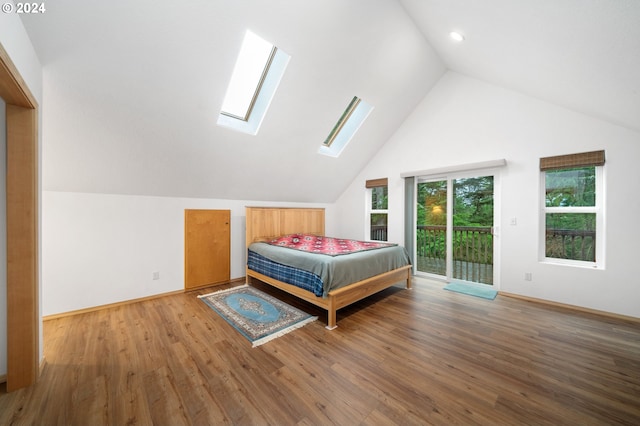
[{"xmin": 1, "ymin": 277, "xmax": 639, "ymax": 425}]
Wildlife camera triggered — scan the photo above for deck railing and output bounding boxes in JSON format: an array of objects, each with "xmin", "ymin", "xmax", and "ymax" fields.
[
  {"xmin": 371, "ymin": 225, "xmax": 387, "ymax": 242},
  {"xmin": 371, "ymin": 225, "xmax": 493, "ymax": 264},
  {"xmin": 372, "ymin": 224, "xmax": 594, "ymax": 282},
  {"xmin": 545, "ymin": 228, "xmax": 595, "ymax": 261},
  {"xmin": 417, "ymin": 225, "xmax": 494, "ymax": 284},
  {"xmin": 416, "ymin": 225, "xmax": 493, "ymax": 262},
  {"xmin": 371, "ymin": 224, "xmax": 495, "ymax": 284}
]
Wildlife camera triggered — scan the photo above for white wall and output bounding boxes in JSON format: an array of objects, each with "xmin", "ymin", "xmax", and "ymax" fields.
[
  {"xmin": 32, "ymin": 71, "xmax": 640, "ymax": 324},
  {"xmin": 334, "ymin": 72, "xmax": 640, "ymax": 318},
  {"xmin": 1, "ymin": 6, "xmax": 44, "ymax": 379},
  {"xmin": 42, "ymin": 191, "xmax": 333, "ymax": 316}
]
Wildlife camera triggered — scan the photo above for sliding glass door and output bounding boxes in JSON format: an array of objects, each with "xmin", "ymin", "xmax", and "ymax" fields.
[
  {"xmin": 416, "ymin": 179, "xmax": 448, "ymax": 276},
  {"xmin": 416, "ymin": 174, "xmax": 495, "ymax": 285}
]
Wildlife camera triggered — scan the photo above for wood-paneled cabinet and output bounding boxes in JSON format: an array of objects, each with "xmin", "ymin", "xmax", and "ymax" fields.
[{"xmin": 184, "ymin": 209, "xmax": 230, "ymax": 290}]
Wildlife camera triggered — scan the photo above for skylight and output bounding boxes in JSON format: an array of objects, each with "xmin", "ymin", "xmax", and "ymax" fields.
[
  {"xmin": 218, "ymin": 30, "xmax": 290, "ymax": 135},
  {"xmin": 319, "ymin": 96, "xmax": 374, "ymax": 157},
  {"xmin": 324, "ymin": 97, "xmax": 361, "ymax": 147},
  {"xmin": 221, "ymin": 31, "xmax": 275, "ymax": 120}
]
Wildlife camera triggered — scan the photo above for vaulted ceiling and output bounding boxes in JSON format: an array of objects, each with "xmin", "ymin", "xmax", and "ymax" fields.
[
  {"xmin": 19, "ymin": 0, "xmax": 639, "ymax": 203},
  {"xmin": 400, "ymin": 0, "xmax": 640, "ymax": 133}
]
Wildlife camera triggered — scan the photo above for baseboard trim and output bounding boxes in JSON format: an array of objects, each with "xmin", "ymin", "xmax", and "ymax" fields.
[
  {"xmin": 499, "ymin": 291, "xmax": 640, "ymax": 323},
  {"xmin": 183, "ymin": 277, "xmax": 245, "ymax": 292},
  {"xmin": 43, "ymin": 290, "xmax": 185, "ymax": 321},
  {"xmin": 43, "ymin": 277, "xmax": 246, "ymax": 321}
]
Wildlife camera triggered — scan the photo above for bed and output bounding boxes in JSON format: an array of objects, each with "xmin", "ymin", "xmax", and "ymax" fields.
[{"xmin": 245, "ymin": 207, "xmax": 412, "ymax": 329}]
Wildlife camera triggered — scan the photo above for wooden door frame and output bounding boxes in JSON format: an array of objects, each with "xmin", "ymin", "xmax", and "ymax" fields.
[{"xmin": 0, "ymin": 42, "xmax": 40, "ymax": 391}]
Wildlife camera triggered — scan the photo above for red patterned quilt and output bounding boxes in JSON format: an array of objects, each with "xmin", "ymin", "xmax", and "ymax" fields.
[{"xmin": 268, "ymin": 234, "xmax": 396, "ymax": 256}]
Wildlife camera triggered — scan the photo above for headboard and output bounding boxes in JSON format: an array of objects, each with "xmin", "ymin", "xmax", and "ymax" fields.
[{"xmin": 245, "ymin": 207, "xmax": 325, "ymax": 248}]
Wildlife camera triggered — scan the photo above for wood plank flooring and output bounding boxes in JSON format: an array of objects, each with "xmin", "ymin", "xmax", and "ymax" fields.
[{"xmin": 1, "ymin": 277, "xmax": 639, "ymax": 425}]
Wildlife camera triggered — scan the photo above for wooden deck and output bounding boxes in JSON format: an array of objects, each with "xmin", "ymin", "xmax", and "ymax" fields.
[{"xmin": 1, "ymin": 276, "xmax": 639, "ymax": 425}]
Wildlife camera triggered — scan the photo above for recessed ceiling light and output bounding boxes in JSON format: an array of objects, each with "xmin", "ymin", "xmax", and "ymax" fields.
[{"xmin": 449, "ymin": 31, "xmax": 465, "ymax": 42}]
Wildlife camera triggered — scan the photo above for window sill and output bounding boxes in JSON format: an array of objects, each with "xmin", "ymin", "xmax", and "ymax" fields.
[{"xmin": 540, "ymin": 258, "xmax": 604, "ymax": 270}]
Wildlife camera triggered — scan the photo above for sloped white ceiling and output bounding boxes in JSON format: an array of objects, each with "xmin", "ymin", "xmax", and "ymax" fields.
[
  {"xmin": 20, "ymin": 0, "xmax": 445, "ymax": 202},
  {"xmin": 19, "ymin": 0, "xmax": 639, "ymax": 203},
  {"xmin": 400, "ymin": 0, "xmax": 640, "ymax": 132}
]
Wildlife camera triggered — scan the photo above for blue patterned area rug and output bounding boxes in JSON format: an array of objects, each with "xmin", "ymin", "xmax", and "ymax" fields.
[
  {"xmin": 444, "ymin": 281, "xmax": 498, "ymax": 300},
  {"xmin": 198, "ymin": 285, "xmax": 317, "ymax": 347}
]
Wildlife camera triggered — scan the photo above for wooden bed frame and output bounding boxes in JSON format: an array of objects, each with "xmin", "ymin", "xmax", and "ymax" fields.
[{"xmin": 245, "ymin": 207, "xmax": 412, "ymax": 329}]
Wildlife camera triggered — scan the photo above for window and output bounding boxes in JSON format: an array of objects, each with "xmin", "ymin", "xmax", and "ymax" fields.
[
  {"xmin": 324, "ymin": 97, "xmax": 361, "ymax": 147},
  {"xmin": 220, "ymin": 31, "xmax": 275, "ymax": 121},
  {"xmin": 366, "ymin": 178, "xmax": 388, "ymax": 241},
  {"xmin": 218, "ymin": 30, "xmax": 290, "ymax": 135},
  {"xmin": 540, "ymin": 150, "xmax": 605, "ymax": 267},
  {"xmin": 319, "ymin": 96, "xmax": 373, "ymax": 157}
]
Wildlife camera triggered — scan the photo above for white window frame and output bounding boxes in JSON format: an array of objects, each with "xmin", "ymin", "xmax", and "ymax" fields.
[
  {"xmin": 319, "ymin": 97, "xmax": 373, "ymax": 158},
  {"xmin": 217, "ymin": 31, "xmax": 290, "ymax": 135},
  {"xmin": 540, "ymin": 165, "xmax": 605, "ymax": 269},
  {"xmin": 366, "ymin": 184, "xmax": 388, "ymax": 241}
]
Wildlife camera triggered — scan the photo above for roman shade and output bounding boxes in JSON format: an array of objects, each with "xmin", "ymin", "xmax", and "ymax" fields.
[
  {"xmin": 540, "ymin": 150, "xmax": 605, "ymax": 171},
  {"xmin": 365, "ymin": 178, "xmax": 388, "ymax": 188}
]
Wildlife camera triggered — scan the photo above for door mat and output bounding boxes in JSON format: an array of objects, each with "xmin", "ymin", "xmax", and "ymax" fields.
[{"xmin": 443, "ymin": 281, "xmax": 498, "ymax": 300}]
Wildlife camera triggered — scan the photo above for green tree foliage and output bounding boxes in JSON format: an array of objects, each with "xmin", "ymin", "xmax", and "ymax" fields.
[
  {"xmin": 453, "ymin": 177, "xmax": 494, "ymax": 226},
  {"xmin": 416, "ymin": 177, "xmax": 494, "ymax": 226},
  {"xmin": 371, "ymin": 186, "xmax": 388, "ymax": 210},
  {"xmin": 545, "ymin": 166, "xmax": 595, "ymax": 208},
  {"xmin": 417, "ymin": 180, "xmax": 446, "ymax": 226}
]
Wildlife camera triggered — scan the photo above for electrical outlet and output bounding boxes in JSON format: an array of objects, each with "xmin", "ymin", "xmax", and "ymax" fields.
[
  {"xmin": 524, "ymin": 272, "xmax": 532, "ymax": 281},
  {"xmin": 152, "ymin": 271, "xmax": 160, "ymax": 280}
]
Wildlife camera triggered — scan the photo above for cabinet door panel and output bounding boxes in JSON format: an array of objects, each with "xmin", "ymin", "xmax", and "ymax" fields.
[{"xmin": 185, "ymin": 210, "xmax": 230, "ymax": 289}]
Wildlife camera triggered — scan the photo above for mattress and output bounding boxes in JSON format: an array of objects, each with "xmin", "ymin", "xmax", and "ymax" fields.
[{"xmin": 247, "ymin": 241, "xmax": 411, "ymax": 298}]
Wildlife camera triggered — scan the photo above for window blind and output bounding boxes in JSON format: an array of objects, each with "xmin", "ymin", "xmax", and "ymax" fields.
[
  {"xmin": 540, "ymin": 150, "xmax": 605, "ymax": 171},
  {"xmin": 365, "ymin": 178, "xmax": 388, "ymax": 188}
]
